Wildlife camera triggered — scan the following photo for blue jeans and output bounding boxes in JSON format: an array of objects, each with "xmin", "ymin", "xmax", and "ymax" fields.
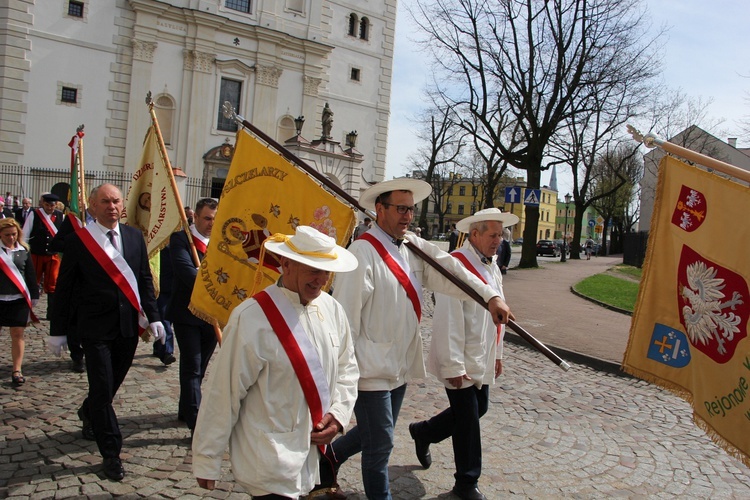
[{"xmin": 331, "ymin": 384, "xmax": 407, "ymax": 500}]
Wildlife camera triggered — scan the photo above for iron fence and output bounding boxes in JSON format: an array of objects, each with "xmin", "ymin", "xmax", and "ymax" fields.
[{"xmin": 0, "ymin": 164, "xmax": 213, "ymax": 210}]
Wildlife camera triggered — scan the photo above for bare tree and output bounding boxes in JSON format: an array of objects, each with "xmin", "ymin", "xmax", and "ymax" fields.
[
  {"xmin": 412, "ymin": 0, "xmax": 660, "ymax": 267},
  {"xmin": 589, "ymin": 147, "xmax": 643, "ymax": 255},
  {"xmin": 407, "ymin": 106, "xmax": 465, "ymax": 238}
]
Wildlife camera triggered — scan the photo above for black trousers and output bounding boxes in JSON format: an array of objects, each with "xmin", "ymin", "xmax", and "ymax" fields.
[
  {"xmin": 81, "ymin": 334, "xmax": 139, "ymax": 459},
  {"xmin": 174, "ymin": 322, "xmax": 217, "ymax": 429},
  {"xmin": 411, "ymin": 384, "xmax": 489, "ymax": 486}
]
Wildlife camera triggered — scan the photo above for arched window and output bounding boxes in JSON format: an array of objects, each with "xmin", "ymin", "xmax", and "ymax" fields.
[
  {"xmin": 359, "ymin": 16, "xmax": 369, "ymax": 40},
  {"xmin": 154, "ymin": 94, "xmax": 175, "ymax": 146},
  {"xmin": 277, "ymin": 116, "xmax": 295, "ymax": 142},
  {"xmin": 348, "ymin": 13, "xmax": 358, "ymax": 37}
]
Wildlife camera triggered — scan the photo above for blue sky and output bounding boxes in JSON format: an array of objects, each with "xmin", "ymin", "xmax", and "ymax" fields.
[{"xmin": 385, "ymin": 0, "xmax": 750, "ymax": 195}]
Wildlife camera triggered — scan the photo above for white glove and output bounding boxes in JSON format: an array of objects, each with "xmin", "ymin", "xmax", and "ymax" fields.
[
  {"xmin": 31, "ymin": 299, "xmax": 38, "ymax": 307},
  {"xmin": 47, "ymin": 336, "xmax": 68, "ymax": 358},
  {"xmin": 150, "ymin": 321, "xmax": 167, "ymax": 345}
]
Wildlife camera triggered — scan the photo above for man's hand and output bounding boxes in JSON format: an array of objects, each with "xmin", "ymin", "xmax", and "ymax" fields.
[
  {"xmin": 487, "ymin": 296, "xmax": 514, "ymax": 326},
  {"xmin": 197, "ymin": 478, "xmax": 216, "ymax": 490},
  {"xmin": 311, "ymin": 413, "xmax": 342, "ymax": 445},
  {"xmin": 150, "ymin": 322, "xmax": 167, "ymax": 345},
  {"xmin": 446, "ymin": 374, "xmax": 472, "ymax": 389},
  {"xmin": 495, "ymin": 359, "xmax": 503, "ymax": 378}
]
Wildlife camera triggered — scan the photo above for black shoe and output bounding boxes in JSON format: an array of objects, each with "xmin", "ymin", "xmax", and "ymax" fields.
[
  {"xmin": 408, "ymin": 422, "xmax": 432, "ymax": 469},
  {"xmin": 451, "ymin": 485, "xmax": 486, "ymax": 500},
  {"xmin": 72, "ymin": 359, "xmax": 85, "ymax": 373},
  {"xmin": 77, "ymin": 407, "xmax": 95, "ymax": 441},
  {"xmin": 311, "ymin": 448, "xmax": 344, "ymax": 497},
  {"xmin": 161, "ymin": 354, "xmax": 176, "ymax": 366},
  {"xmin": 102, "ymin": 457, "xmax": 125, "ymax": 481}
]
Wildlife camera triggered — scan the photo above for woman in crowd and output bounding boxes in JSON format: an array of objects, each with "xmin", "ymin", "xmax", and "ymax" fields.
[{"xmin": 0, "ymin": 218, "xmax": 38, "ymax": 385}]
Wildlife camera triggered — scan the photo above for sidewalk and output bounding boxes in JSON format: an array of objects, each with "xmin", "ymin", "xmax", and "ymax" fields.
[{"xmin": 501, "ymin": 253, "xmax": 631, "ymax": 371}]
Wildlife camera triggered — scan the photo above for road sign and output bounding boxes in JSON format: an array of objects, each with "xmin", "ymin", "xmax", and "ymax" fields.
[
  {"xmin": 595, "ymin": 225, "xmax": 603, "ymax": 233},
  {"xmin": 505, "ymin": 186, "xmax": 522, "ymax": 204},
  {"xmin": 523, "ymin": 188, "xmax": 541, "ymax": 206},
  {"xmin": 588, "ymin": 219, "xmax": 595, "ymax": 227}
]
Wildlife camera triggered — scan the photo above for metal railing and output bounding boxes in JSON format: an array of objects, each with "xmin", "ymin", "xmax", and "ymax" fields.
[{"xmin": 0, "ymin": 164, "xmax": 214, "ymax": 210}]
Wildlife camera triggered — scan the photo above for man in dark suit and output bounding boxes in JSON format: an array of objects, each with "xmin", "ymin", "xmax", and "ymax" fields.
[
  {"xmin": 54, "ymin": 183, "xmax": 165, "ymax": 481},
  {"xmin": 14, "ymin": 197, "xmax": 32, "ymax": 226},
  {"xmin": 167, "ymin": 197, "xmax": 218, "ymax": 435}
]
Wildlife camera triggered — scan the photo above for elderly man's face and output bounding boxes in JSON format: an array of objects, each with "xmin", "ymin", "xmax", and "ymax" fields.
[
  {"xmin": 470, "ymin": 221, "xmax": 504, "ymax": 258},
  {"xmin": 280, "ymin": 257, "xmax": 331, "ymax": 306},
  {"xmin": 22, "ymin": 199, "xmax": 31, "ymax": 209}
]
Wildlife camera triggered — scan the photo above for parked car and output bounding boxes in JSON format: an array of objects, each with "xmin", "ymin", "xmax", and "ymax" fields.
[
  {"xmin": 512, "ymin": 237, "xmax": 524, "ymax": 245},
  {"xmin": 554, "ymin": 239, "xmax": 570, "ymax": 255},
  {"xmin": 536, "ymin": 239, "xmax": 560, "ymax": 257}
]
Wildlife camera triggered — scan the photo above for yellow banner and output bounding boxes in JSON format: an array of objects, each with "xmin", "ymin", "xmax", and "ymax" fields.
[
  {"xmin": 623, "ymin": 156, "xmax": 750, "ymax": 467},
  {"xmin": 190, "ymin": 128, "xmax": 356, "ymax": 327},
  {"xmin": 122, "ymin": 125, "xmax": 182, "ymax": 257}
]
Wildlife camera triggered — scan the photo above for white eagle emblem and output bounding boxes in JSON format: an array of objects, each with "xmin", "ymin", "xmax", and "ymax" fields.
[{"xmin": 681, "ymin": 261, "xmax": 744, "ymax": 355}]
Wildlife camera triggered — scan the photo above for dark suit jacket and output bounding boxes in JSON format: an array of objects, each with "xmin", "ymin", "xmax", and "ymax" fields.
[
  {"xmin": 166, "ymin": 231, "xmax": 207, "ymax": 326},
  {"xmin": 14, "ymin": 207, "xmax": 31, "ymax": 227},
  {"xmin": 54, "ymin": 223, "xmax": 160, "ymax": 341}
]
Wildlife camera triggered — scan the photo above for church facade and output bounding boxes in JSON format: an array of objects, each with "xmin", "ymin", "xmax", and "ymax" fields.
[{"xmin": 0, "ymin": 0, "xmax": 396, "ymax": 198}]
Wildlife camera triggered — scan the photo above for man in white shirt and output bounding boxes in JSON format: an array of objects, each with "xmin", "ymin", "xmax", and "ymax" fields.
[
  {"xmin": 318, "ymin": 179, "xmax": 513, "ymax": 500},
  {"xmin": 192, "ymin": 226, "xmax": 359, "ymax": 499},
  {"xmin": 409, "ymin": 208, "xmax": 518, "ymax": 500}
]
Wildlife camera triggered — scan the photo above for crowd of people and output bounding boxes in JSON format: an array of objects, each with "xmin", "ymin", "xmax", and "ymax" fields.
[{"xmin": 5, "ymin": 179, "xmax": 522, "ymax": 499}]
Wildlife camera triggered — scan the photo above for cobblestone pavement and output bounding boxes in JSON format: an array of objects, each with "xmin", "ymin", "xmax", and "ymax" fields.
[{"xmin": 1, "ymin": 272, "xmax": 749, "ymax": 498}]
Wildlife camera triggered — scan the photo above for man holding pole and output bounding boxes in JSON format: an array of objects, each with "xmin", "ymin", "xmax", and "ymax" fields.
[
  {"xmin": 192, "ymin": 226, "xmax": 359, "ymax": 498},
  {"xmin": 408, "ymin": 208, "xmax": 518, "ymax": 500},
  {"xmin": 317, "ymin": 179, "xmax": 513, "ymax": 500},
  {"xmin": 167, "ymin": 197, "xmax": 218, "ymax": 435}
]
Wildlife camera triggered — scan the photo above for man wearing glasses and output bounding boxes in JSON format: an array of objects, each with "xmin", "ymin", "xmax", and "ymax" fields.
[{"xmin": 316, "ymin": 179, "xmax": 513, "ymax": 499}]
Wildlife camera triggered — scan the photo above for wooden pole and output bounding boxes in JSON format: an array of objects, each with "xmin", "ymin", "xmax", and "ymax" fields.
[
  {"xmin": 147, "ymin": 93, "xmax": 223, "ymax": 344},
  {"xmin": 628, "ymin": 125, "xmax": 750, "ymax": 183}
]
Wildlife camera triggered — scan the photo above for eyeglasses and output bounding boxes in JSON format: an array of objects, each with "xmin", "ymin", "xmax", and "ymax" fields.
[{"xmin": 381, "ymin": 202, "xmax": 416, "ymax": 214}]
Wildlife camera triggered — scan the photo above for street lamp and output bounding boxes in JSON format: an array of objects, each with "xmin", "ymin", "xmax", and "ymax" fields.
[
  {"xmin": 294, "ymin": 115, "xmax": 305, "ymax": 136},
  {"xmin": 561, "ymin": 193, "xmax": 571, "ymax": 262}
]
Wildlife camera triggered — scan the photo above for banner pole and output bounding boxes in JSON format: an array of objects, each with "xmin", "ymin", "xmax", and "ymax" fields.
[
  {"xmin": 146, "ymin": 92, "xmax": 223, "ymax": 344},
  {"xmin": 627, "ymin": 125, "xmax": 750, "ymax": 183}
]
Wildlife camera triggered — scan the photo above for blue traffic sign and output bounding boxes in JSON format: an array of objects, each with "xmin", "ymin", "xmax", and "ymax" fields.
[
  {"xmin": 523, "ymin": 189, "xmax": 541, "ymax": 206},
  {"xmin": 588, "ymin": 219, "xmax": 595, "ymax": 227},
  {"xmin": 505, "ymin": 186, "xmax": 522, "ymax": 204}
]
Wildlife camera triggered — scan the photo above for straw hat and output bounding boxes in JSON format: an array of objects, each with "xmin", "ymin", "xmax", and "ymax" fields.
[
  {"xmin": 359, "ymin": 178, "xmax": 432, "ymax": 212},
  {"xmin": 263, "ymin": 226, "xmax": 358, "ymax": 273},
  {"xmin": 456, "ymin": 208, "xmax": 520, "ymax": 233}
]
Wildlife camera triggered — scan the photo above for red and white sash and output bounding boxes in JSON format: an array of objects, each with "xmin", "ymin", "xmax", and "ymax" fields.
[
  {"xmin": 34, "ymin": 208, "xmax": 58, "ymax": 236},
  {"xmin": 254, "ymin": 285, "xmax": 331, "ymax": 453},
  {"xmin": 451, "ymin": 248, "xmax": 504, "ymax": 344},
  {"xmin": 77, "ymin": 225, "xmax": 149, "ymax": 332},
  {"xmin": 0, "ymin": 248, "xmax": 39, "ymax": 323},
  {"xmin": 190, "ymin": 225, "xmax": 208, "ymax": 255},
  {"xmin": 360, "ymin": 230, "xmax": 423, "ymax": 322}
]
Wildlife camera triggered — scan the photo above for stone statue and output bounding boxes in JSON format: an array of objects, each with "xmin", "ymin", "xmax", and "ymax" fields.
[{"xmin": 322, "ymin": 102, "xmax": 334, "ymax": 139}]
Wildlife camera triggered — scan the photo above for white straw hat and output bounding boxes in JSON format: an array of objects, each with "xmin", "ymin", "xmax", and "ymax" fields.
[
  {"xmin": 359, "ymin": 178, "xmax": 432, "ymax": 212},
  {"xmin": 456, "ymin": 208, "xmax": 520, "ymax": 233},
  {"xmin": 262, "ymin": 226, "xmax": 358, "ymax": 273}
]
